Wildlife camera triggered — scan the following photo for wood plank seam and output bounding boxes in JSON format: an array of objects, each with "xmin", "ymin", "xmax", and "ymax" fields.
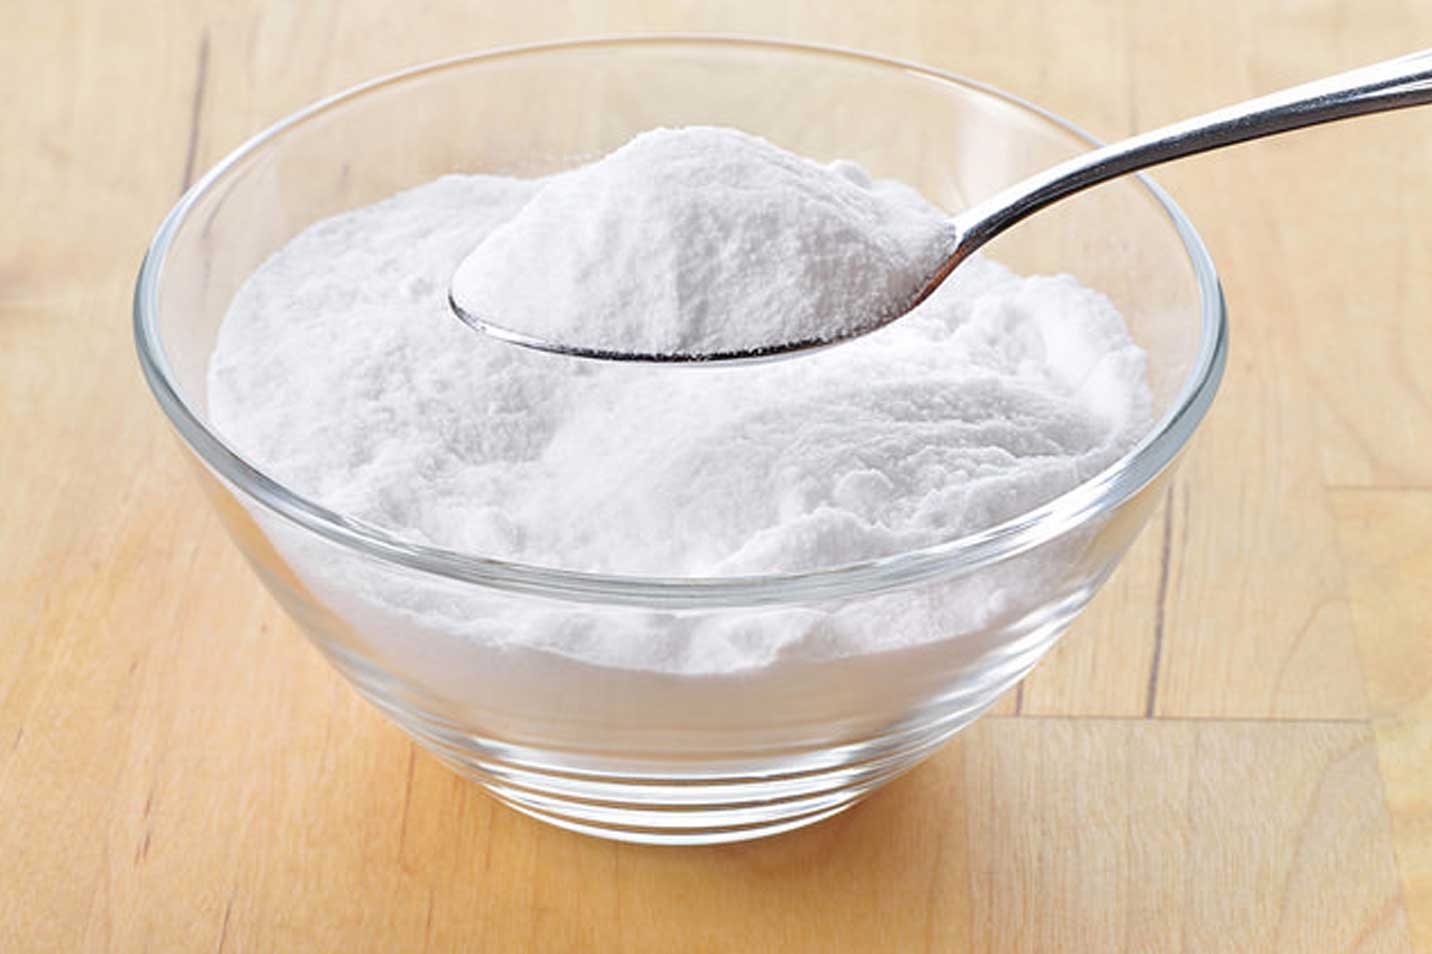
[
  {"xmin": 1145, "ymin": 484, "xmax": 1175, "ymax": 718},
  {"xmin": 180, "ymin": 29, "xmax": 211, "ymax": 194}
]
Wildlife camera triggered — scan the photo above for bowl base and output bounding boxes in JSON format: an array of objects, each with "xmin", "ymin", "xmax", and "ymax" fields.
[{"xmin": 382, "ymin": 699, "xmax": 995, "ymax": 846}]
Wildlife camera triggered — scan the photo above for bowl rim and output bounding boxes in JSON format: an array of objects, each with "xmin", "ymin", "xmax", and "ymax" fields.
[{"xmin": 134, "ymin": 33, "xmax": 1228, "ymax": 609}]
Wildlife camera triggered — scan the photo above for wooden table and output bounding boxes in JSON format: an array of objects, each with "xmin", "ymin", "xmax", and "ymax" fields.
[{"xmin": 5, "ymin": 2, "xmax": 1430, "ymax": 950}]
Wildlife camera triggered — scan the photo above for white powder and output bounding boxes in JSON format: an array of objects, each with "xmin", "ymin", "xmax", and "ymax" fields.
[
  {"xmin": 451, "ymin": 126, "xmax": 955, "ymax": 356},
  {"xmin": 207, "ymin": 128, "xmax": 1152, "ymax": 680}
]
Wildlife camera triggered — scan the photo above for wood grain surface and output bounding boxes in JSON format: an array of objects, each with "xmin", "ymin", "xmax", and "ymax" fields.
[{"xmin": 3, "ymin": 1, "xmax": 1430, "ymax": 951}]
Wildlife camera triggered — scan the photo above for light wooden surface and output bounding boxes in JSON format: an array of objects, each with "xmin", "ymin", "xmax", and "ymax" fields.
[{"xmin": 4, "ymin": 1, "xmax": 1430, "ymax": 950}]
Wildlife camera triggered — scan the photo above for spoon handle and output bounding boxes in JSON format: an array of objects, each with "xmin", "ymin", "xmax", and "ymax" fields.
[{"xmin": 951, "ymin": 49, "xmax": 1432, "ymax": 259}]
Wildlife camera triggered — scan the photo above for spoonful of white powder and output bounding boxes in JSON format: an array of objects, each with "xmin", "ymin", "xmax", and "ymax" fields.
[
  {"xmin": 451, "ymin": 50, "xmax": 1432, "ymax": 362},
  {"xmin": 449, "ymin": 126, "xmax": 955, "ymax": 361}
]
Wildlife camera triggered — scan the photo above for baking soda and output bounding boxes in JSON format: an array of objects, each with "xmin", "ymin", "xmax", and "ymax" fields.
[
  {"xmin": 450, "ymin": 126, "xmax": 955, "ymax": 355},
  {"xmin": 207, "ymin": 128, "xmax": 1151, "ymax": 674}
]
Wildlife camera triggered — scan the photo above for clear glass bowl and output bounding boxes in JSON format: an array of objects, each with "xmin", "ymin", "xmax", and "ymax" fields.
[{"xmin": 135, "ymin": 36, "xmax": 1226, "ymax": 844}]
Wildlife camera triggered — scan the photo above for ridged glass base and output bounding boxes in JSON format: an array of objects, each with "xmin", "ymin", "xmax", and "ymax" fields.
[{"xmin": 370, "ymin": 696, "xmax": 995, "ymax": 845}]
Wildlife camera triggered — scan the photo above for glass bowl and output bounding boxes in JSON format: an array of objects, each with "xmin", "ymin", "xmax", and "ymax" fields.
[{"xmin": 135, "ymin": 36, "xmax": 1226, "ymax": 845}]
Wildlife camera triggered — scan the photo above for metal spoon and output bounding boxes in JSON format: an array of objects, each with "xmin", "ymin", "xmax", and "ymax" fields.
[{"xmin": 451, "ymin": 49, "xmax": 1432, "ymax": 364}]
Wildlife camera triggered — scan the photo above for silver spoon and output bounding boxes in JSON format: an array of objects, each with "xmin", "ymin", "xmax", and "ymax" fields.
[{"xmin": 451, "ymin": 49, "xmax": 1432, "ymax": 364}]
